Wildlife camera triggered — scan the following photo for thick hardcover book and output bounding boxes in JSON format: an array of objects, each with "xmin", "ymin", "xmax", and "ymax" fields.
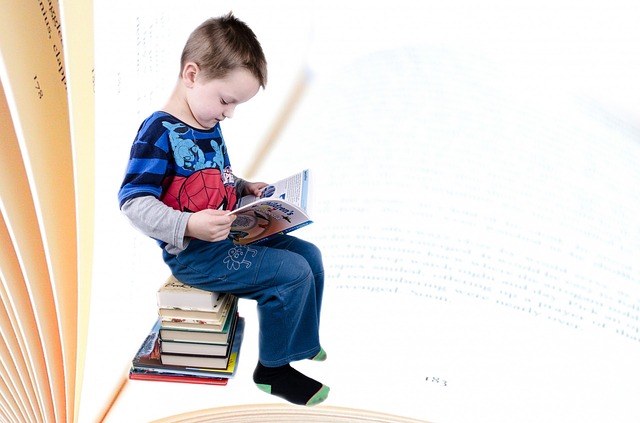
[
  {"xmin": 159, "ymin": 296, "xmax": 237, "ymax": 328},
  {"xmin": 159, "ymin": 339, "xmax": 231, "ymax": 357},
  {"xmin": 229, "ymin": 169, "xmax": 312, "ymax": 245},
  {"xmin": 159, "ymin": 319, "xmax": 225, "ymax": 332},
  {"xmin": 157, "ymin": 275, "xmax": 229, "ymax": 311},
  {"xmin": 159, "ymin": 299, "xmax": 238, "ymax": 333},
  {"xmin": 160, "ymin": 350, "xmax": 230, "ymax": 369},
  {"xmin": 158, "ymin": 294, "xmax": 233, "ymax": 323},
  {"xmin": 159, "ymin": 321, "xmax": 234, "ymax": 344}
]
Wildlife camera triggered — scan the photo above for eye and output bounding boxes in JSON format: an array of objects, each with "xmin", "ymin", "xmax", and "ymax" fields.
[{"xmin": 220, "ymin": 98, "xmax": 229, "ymax": 105}]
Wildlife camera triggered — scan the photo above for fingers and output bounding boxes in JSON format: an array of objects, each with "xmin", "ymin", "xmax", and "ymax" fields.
[
  {"xmin": 186, "ymin": 209, "xmax": 236, "ymax": 241},
  {"xmin": 204, "ymin": 210, "xmax": 235, "ymax": 241}
]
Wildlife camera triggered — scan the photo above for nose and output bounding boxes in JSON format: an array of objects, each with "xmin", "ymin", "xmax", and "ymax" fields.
[{"xmin": 223, "ymin": 105, "xmax": 235, "ymax": 119}]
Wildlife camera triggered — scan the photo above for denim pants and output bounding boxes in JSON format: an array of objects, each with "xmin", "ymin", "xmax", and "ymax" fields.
[{"xmin": 162, "ymin": 235, "xmax": 324, "ymax": 367}]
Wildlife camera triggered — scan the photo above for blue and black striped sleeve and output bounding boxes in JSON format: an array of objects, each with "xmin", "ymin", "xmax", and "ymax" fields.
[{"xmin": 118, "ymin": 117, "xmax": 171, "ymax": 208}]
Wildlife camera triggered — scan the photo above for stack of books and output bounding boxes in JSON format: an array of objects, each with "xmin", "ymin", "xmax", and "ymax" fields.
[{"xmin": 129, "ymin": 275, "xmax": 244, "ymax": 385}]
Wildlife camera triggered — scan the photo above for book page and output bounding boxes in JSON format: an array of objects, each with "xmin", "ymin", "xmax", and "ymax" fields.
[
  {"xmin": 0, "ymin": 231, "xmax": 42, "ymax": 422},
  {"xmin": 257, "ymin": 44, "xmax": 640, "ymax": 422},
  {"xmin": 0, "ymin": 282, "xmax": 38, "ymax": 423},
  {"xmin": 57, "ymin": 0, "xmax": 96, "ymax": 418},
  {"xmin": 237, "ymin": 169, "xmax": 310, "ymax": 209},
  {"xmin": 0, "ymin": 1, "xmax": 78, "ymax": 421},
  {"xmin": 0, "ymin": 76, "xmax": 58, "ymax": 423}
]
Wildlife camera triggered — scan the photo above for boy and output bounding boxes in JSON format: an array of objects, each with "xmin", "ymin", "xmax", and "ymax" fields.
[{"xmin": 117, "ymin": 13, "xmax": 329, "ymax": 407}]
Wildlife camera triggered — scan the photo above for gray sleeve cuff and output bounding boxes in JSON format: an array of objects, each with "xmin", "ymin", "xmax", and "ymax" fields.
[{"xmin": 121, "ymin": 196, "xmax": 192, "ymax": 251}]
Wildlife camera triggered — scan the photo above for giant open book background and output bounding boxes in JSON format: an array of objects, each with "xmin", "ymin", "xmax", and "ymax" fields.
[
  {"xmin": 1, "ymin": 0, "xmax": 639, "ymax": 422},
  {"xmin": 0, "ymin": 0, "xmax": 93, "ymax": 422}
]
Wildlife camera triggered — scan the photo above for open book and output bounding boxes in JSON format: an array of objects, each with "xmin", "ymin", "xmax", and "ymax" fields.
[
  {"xmin": 229, "ymin": 169, "xmax": 312, "ymax": 244},
  {"xmin": 2, "ymin": 2, "xmax": 640, "ymax": 423}
]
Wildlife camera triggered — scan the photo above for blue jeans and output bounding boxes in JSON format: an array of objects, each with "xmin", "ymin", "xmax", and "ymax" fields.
[{"xmin": 162, "ymin": 235, "xmax": 324, "ymax": 367}]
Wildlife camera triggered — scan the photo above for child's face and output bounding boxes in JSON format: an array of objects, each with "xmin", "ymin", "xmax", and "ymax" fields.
[{"xmin": 187, "ymin": 68, "xmax": 260, "ymax": 129}]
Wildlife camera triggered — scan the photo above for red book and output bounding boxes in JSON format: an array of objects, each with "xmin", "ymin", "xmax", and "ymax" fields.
[{"xmin": 129, "ymin": 370, "xmax": 228, "ymax": 385}]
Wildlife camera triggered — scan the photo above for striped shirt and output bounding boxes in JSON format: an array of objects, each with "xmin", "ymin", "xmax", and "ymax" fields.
[{"xmin": 118, "ymin": 111, "xmax": 238, "ymax": 213}]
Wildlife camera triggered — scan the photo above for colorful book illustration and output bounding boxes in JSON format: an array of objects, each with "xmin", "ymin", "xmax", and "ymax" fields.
[{"xmin": 229, "ymin": 169, "xmax": 312, "ymax": 244}]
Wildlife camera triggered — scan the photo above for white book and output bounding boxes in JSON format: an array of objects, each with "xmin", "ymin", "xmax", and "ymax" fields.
[{"xmin": 156, "ymin": 275, "xmax": 226, "ymax": 311}]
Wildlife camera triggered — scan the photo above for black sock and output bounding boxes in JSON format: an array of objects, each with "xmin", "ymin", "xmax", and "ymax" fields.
[{"xmin": 253, "ymin": 362, "xmax": 329, "ymax": 406}]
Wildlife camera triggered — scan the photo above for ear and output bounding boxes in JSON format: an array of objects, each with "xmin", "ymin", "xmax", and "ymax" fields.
[{"xmin": 181, "ymin": 62, "xmax": 200, "ymax": 88}]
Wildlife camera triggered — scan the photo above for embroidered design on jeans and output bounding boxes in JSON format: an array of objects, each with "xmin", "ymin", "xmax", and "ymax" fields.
[{"xmin": 223, "ymin": 245, "xmax": 257, "ymax": 270}]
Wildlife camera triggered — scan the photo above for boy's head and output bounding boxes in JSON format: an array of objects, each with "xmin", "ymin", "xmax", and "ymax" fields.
[{"xmin": 181, "ymin": 12, "xmax": 267, "ymax": 88}]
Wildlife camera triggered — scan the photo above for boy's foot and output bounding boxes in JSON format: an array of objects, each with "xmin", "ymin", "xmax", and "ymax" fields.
[
  {"xmin": 310, "ymin": 347, "xmax": 327, "ymax": 362},
  {"xmin": 253, "ymin": 362, "xmax": 330, "ymax": 406}
]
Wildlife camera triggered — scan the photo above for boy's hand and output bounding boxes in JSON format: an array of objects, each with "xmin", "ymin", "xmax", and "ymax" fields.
[
  {"xmin": 244, "ymin": 181, "xmax": 268, "ymax": 197},
  {"xmin": 185, "ymin": 209, "xmax": 237, "ymax": 242}
]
